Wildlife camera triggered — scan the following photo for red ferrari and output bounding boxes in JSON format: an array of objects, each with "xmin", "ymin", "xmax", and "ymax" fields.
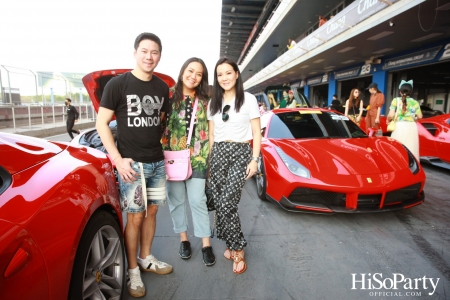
[
  {"xmin": 418, "ymin": 113, "xmax": 450, "ymax": 170},
  {"xmin": 0, "ymin": 132, "xmax": 125, "ymax": 299},
  {"xmin": 255, "ymin": 108, "xmax": 426, "ymax": 213}
]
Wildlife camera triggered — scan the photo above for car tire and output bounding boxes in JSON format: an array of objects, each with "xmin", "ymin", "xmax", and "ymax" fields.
[
  {"xmin": 68, "ymin": 210, "xmax": 125, "ymax": 300},
  {"xmin": 255, "ymin": 155, "xmax": 268, "ymax": 201}
]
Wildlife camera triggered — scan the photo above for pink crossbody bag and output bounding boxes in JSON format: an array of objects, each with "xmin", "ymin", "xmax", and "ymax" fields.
[{"xmin": 163, "ymin": 97, "xmax": 198, "ymax": 181}]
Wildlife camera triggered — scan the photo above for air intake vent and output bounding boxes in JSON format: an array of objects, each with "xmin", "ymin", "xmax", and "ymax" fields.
[{"xmin": 384, "ymin": 183, "xmax": 422, "ymax": 205}]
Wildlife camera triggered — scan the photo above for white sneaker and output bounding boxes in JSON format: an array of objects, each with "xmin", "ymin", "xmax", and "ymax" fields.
[
  {"xmin": 127, "ymin": 267, "xmax": 145, "ymax": 298},
  {"xmin": 138, "ymin": 254, "xmax": 173, "ymax": 275}
]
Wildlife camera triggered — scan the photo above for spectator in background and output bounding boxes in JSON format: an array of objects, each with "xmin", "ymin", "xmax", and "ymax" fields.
[
  {"xmin": 387, "ymin": 80, "xmax": 423, "ymax": 159},
  {"xmin": 329, "ymin": 99, "xmax": 344, "ymax": 113},
  {"xmin": 286, "ymin": 90, "xmax": 297, "ymax": 108},
  {"xmin": 64, "ymin": 98, "xmax": 80, "ymax": 140},
  {"xmin": 279, "ymin": 90, "xmax": 289, "ymax": 108},
  {"xmin": 287, "ymin": 39, "xmax": 296, "ymax": 50},
  {"xmin": 268, "ymin": 93, "xmax": 278, "ymax": 109},
  {"xmin": 319, "ymin": 15, "xmax": 327, "ymax": 27},
  {"xmin": 365, "ymin": 82, "xmax": 385, "ymax": 133},
  {"xmin": 345, "ymin": 89, "xmax": 363, "ymax": 125}
]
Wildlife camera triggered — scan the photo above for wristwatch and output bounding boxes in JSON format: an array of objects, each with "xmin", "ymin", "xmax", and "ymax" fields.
[{"xmin": 251, "ymin": 156, "xmax": 260, "ymax": 162}]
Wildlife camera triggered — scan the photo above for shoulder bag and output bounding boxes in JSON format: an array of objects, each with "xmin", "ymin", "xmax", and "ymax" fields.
[
  {"xmin": 348, "ymin": 100, "xmax": 361, "ymax": 126},
  {"xmin": 164, "ymin": 97, "xmax": 198, "ymax": 181},
  {"xmin": 387, "ymin": 98, "xmax": 400, "ymax": 132}
]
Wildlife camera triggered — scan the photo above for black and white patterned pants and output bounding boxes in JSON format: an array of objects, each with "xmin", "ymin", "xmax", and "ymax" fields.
[{"xmin": 209, "ymin": 141, "xmax": 251, "ymax": 250}]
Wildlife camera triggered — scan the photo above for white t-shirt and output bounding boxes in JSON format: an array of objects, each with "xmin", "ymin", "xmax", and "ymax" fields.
[
  {"xmin": 287, "ymin": 99, "xmax": 297, "ymax": 108},
  {"xmin": 207, "ymin": 92, "xmax": 260, "ymax": 142}
]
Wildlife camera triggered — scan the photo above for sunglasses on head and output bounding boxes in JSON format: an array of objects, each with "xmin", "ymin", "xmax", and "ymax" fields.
[{"xmin": 222, "ymin": 105, "xmax": 230, "ymax": 122}]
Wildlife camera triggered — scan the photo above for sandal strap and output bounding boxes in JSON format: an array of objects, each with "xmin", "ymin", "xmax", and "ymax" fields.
[{"xmin": 232, "ymin": 250, "xmax": 245, "ymax": 263}]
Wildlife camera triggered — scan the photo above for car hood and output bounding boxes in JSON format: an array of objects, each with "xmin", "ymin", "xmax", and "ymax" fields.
[
  {"xmin": 271, "ymin": 137, "xmax": 410, "ymax": 176},
  {"xmin": 418, "ymin": 113, "xmax": 450, "ymax": 125},
  {"xmin": 82, "ymin": 69, "xmax": 176, "ymax": 118},
  {"xmin": 0, "ymin": 133, "xmax": 66, "ymax": 174}
]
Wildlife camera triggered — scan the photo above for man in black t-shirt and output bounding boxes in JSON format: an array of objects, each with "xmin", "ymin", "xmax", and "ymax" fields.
[
  {"xmin": 64, "ymin": 98, "xmax": 80, "ymax": 139},
  {"xmin": 96, "ymin": 32, "xmax": 172, "ymax": 298}
]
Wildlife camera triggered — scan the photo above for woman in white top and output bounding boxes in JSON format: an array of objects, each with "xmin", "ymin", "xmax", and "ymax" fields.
[
  {"xmin": 207, "ymin": 57, "xmax": 261, "ymax": 275},
  {"xmin": 344, "ymin": 88, "xmax": 363, "ymax": 125},
  {"xmin": 287, "ymin": 39, "xmax": 296, "ymax": 50},
  {"xmin": 286, "ymin": 90, "xmax": 297, "ymax": 108}
]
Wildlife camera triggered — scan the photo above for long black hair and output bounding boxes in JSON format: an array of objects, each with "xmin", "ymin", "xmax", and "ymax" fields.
[
  {"xmin": 210, "ymin": 57, "xmax": 245, "ymax": 116},
  {"xmin": 399, "ymin": 83, "xmax": 413, "ymax": 114},
  {"xmin": 348, "ymin": 88, "xmax": 361, "ymax": 109},
  {"xmin": 171, "ymin": 57, "xmax": 209, "ymax": 108}
]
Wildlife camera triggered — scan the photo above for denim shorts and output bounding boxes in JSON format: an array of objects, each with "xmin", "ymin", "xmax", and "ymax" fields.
[{"xmin": 118, "ymin": 160, "xmax": 166, "ymax": 213}]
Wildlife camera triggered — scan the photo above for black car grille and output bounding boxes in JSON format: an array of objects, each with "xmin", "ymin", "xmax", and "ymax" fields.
[
  {"xmin": 288, "ymin": 188, "xmax": 346, "ymax": 207},
  {"xmin": 358, "ymin": 194, "xmax": 382, "ymax": 208},
  {"xmin": 384, "ymin": 183, "xmax": 422, "ymax": 205}
]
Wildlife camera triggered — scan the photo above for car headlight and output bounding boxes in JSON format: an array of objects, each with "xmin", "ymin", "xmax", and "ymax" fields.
[
  {"xmin": 274, "ymin": 146, "xmax": 311, "ymax": 179},
  {"xmin": 402, "ymin": 145, "xmax": 419, "ymax": 175}
]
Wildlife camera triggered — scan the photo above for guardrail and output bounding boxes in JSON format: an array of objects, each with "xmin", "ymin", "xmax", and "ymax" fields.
[{"xmin": 0, "ymin": 103, "xmax": 96, "ymax": 131}]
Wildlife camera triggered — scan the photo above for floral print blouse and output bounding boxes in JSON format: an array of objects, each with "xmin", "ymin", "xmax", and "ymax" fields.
[
  {"xmin": 162, "ymin": 95, "xmax": 209, "ymax": 179},
  {"xmin": 389, "ymin": 97, "xmax": 422, "ymax": 122}
]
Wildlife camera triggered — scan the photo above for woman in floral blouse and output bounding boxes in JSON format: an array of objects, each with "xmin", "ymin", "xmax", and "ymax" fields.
[
  {"xmin": 387, "ymin": 80, "xmax": 423, "ymax": 159},
  {"xmin": 162, "ymin": 57, "xmax": 215, "ymax": 266}
]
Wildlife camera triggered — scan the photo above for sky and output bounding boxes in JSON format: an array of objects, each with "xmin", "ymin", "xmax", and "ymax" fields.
[{"xmin": 0, "ymin": 0, "xmax": 222, "ymax": 84}]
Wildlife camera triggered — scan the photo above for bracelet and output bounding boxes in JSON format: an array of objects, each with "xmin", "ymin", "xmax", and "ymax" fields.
[{"xmin": 112, "ymin": 155, "xmax": 121, "ymax": 162}]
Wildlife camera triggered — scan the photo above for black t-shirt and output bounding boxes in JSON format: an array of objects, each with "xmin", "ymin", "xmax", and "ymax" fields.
[
  {"xmin": 100, "ymin": 72, "xmax": 170, "ymax": 163},
  {"xmin": 67, "ymin": 105, "xmax": 79, "ymax": 120}
]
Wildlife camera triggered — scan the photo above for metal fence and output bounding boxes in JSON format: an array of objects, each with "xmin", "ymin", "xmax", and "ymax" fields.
[
  {"xmin": 0, "ymin": 65, "xmax": 95, "ymax": 131},
  {"xmin": 0, "ymin": 103, "xmax": 96, "ymax": 131}
]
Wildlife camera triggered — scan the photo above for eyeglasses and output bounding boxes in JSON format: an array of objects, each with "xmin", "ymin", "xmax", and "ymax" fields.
[{"xmin": 222, "ymin": 105, "xmax": 230, "ymax": 122}]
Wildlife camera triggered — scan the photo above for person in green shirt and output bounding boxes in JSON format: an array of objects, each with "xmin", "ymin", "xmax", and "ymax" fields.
[{"xmin": 279, "ymin": 90, "xmax": 288, "ymax": 108}]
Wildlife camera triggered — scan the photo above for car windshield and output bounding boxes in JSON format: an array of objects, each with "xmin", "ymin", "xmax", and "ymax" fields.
[{"xmin": 267, "ymin": 111, "xmax": 367, "ymax": 139}]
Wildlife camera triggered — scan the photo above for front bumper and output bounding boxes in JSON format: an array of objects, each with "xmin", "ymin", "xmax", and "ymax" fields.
[{"xmin": 270, "ymin": 183, "xmax": 425, "ymax": 214}]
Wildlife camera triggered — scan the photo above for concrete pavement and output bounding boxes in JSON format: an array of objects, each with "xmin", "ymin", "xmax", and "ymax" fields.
[{"xmin": 16, "ymin": 128, "xmax": 450, "ymax": 299}]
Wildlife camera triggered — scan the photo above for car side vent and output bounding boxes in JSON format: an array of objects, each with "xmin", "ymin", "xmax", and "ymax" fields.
[
  {"xmin": 0, "ymin": 166, "xmax": 12, "ymax": 196},
  {"xmin": 422, "ymin": 123, "xmax": 438, "ymax": 136}
]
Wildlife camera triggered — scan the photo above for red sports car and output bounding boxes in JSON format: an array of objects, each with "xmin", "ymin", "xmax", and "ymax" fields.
[
  {"xmin": 0, "ymin": 132, "xmax": 125, "ymax": 299},
  {"xmin": 255, "ymin": 108, "xmax": 426, "ymax": 213},
  {"xmin": 418, "ymin": 113, "xmax": 450, "ymax": 169}
]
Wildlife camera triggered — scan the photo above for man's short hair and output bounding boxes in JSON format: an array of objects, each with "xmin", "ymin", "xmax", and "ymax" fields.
[
  {"xmin": 65, "ymin": 98, "xmax": 72, "ymax": 102},
  {"xmin": 134, "ymin": 32, "xmax": 162, "ymax": 52}
]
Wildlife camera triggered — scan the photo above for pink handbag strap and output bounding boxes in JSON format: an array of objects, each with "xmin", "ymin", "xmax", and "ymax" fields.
[{"xmin": 186, "ymin": 97, "xmax": 198, "ymax": 148}]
